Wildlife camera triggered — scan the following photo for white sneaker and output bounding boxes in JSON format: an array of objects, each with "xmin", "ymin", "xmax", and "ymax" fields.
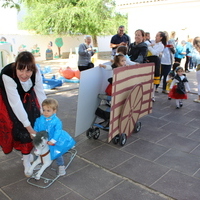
[{"xmin": 58, "ymin": 166, "xmax": 66, "ymax": 176}]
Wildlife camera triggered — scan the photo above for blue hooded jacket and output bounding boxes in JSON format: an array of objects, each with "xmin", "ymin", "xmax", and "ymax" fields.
[
  {"xmin": 175, "ymin": 44, "xmax": 186, "ymax": 59},
  {"xmin": 34, "ymin": 114, "xmax": 76, "ymax": 160}
]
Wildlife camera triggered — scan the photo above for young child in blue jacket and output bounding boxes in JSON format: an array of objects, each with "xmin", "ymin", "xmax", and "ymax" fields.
[{"xmin": 34, "ymin": 98, "xmax": 75, "ymax": 176}]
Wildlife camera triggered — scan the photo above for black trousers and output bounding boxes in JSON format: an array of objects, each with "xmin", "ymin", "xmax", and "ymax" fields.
[
  {"xmin": 173, "ymin": 62, "xmax": 180, "ymax": 71},
  {"xmin": 174, "ymin": 57, "xmax": 182, "ymax": 63},
  {"xmin": 184, "ymin": 56, "xmax": 191, "ymax": 71},
  {"xmin": 161, "ymin": 64, "xmax": 172, "ymax": 90}
]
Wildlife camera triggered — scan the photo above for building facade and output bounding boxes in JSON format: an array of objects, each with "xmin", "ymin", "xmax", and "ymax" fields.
[{"xmin": 116, "ymin": 0, "xmax": 200, "ymax": 42}]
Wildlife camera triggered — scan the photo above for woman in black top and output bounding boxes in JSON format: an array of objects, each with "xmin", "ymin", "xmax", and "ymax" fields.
[{"xmin": 128, "ymin": 29, "xmax": 148, "ymax": 63}]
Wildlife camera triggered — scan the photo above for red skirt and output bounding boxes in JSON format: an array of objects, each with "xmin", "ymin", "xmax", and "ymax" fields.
[
  {"xmin": 0, "ymin": 89, "xmax": 33, "ymax": 154},
  {"xmin": 169, "ymin": 85, "xmax": 188, "ymax": 99}
]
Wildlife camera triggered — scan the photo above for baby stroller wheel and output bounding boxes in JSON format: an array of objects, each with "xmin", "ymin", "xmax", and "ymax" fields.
[
  {"xmin": 119, "ymin": 133, "xmax": 127, "ymax": 146},
  {"xmin": 112, "ymin": 134, "xmax": 120, "ymax": 144},
  {"xmin": 86, "ymin": 128, "xmax": 94, "ymax": 139},
  {"xmin": 93, "ymin": 127, "xmax": 100, "ymax": 140},
  {"xmin": 134, "ymin": 121, "xmax": 141, "ymax": 133}
]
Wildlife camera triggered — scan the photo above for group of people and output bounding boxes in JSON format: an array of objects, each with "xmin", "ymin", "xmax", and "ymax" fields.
[
  {"xmin": 0, "ymin": 52, "xmax": 72, "ymax": 176},
  {"xmin": 77, "ymin": 26, "xmax": 200, "ymax": 108},
  {"xmin": 104, "ymin": 26, "xmax": 200, "ymax": 108}
]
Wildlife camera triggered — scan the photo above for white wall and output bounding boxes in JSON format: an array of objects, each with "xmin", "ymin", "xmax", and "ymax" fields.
[
  {"xmin": 125, "ymin": 1, "xmax": 200, "ymax": 42},
  {"xmin": 0, "ymin": 34, "xmax": 112, "ymax": 60},
  {"xmin": 97, "ymin": 35, "xmax": 112, "ymax": 52}
]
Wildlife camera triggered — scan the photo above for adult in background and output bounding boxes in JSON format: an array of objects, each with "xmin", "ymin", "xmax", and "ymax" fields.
[
  {"xmin": 174, "ymin": 40, "xmax": 187, "ymax": 64},
  {"xmin": 128, "ymin": 29, "xmax": 147, "ymax": 63},
  {"xmin": 192, "ymin": 37, "xmax": 200, "ymax": 103},
  {"xmin": 0, "ymin": 37, "xmax": 7, "ymax": 42},
  {"xmin": 144, "ymin": 32, "xmax": 151, "ymax": 45},
  {"xmin": 169, "ymin": 31, "xmax": 178, "ymax": 48},
  {"xmin": 160, "ymin": 31, "xmax": 175, "ymax": 93},
  {"xmin": 146, "ymin": 31, "xmax": 165, "ymax": 100},
  {"xmin": 110, "ymin": 25, "xmax": 130, "ymax": 56},
  {"xmin": 0, "ymin": 51, "xmax": 46, "ymax": 175},
  {"xmin": 184, "ymin": 38, "xmax": 193, "ymax": 73},
  {"xmin": 78, "ymin": 35, "xmax": 96, "ymax": 71}
]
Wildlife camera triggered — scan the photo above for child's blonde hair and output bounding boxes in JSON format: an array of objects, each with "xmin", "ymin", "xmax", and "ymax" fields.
[
  {"xmin": 42, "ymin": 98, "xmax": 58, "ymax": 111},
  {"xmin": 196, "ymin": 64, "xmax": 200, "ymax": 71}
]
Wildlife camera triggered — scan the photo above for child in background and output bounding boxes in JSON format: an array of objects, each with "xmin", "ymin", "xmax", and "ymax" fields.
[
  {"xmin": 99, "ymin": 53, "xmax": 126, "ymax": 70},
  {"xmin": 100, "ymin": 46, "xmax": 136, "ymax": 70},
  {"xmin": 34, "ymin": 98, "xmax": 75, "ymax": 176},
  {"xmin": 117, "ymin": 46, "xmax": 137, "ymax": 65},
  {"xmin": 100, "ymin": 54, "xmax": 126, "ymax": 95},
  {"xmin": 166, "ymin": 70, "xmax": 175, "ymax": 100},
  {"xmin": 169, "ymin": 67, "xmax": 190, "ymax": 109},
  {"xmin": 194, "ymin": 64, "xmax": 200, "ymax": 103}
]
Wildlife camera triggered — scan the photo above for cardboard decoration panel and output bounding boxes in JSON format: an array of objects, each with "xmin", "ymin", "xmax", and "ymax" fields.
[
  {"xmin": 75, "ymin": 67, "xmax": 112, "ymax": 137},
  {"xmin": 108, "ymin": 63, "xmax": 154, "ymax": 142}
]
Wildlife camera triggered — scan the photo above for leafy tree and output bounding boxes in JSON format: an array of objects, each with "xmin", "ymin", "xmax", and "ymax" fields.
[
  {"xmin": 55, "ymin": 38, "xmax": 63, "ymax": 57},
  {"xmin": 2, "ymin": 0, "xmax": 127, "ymax": 46}
]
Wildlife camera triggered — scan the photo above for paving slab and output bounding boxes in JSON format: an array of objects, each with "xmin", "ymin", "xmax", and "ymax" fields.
[
  {"xmin": 58, "ymin": 191, "xmax": 87, "ymax": 200},
  {"xmin": 188, "ymin": 128, "xmax": 200, "ymax": 142},
  {"xmin": 0, "ymin": 150, "xmax": 19, "ymax": 162},
  {"xmin": 95, "ymin": 180, "xmax": 167, "ymax": 200},
  {"xmin": 158, "ymin": 134, "xmax": 200, "ymax": 152},
  {"xmin": 75, "ymin": 139, "xmax": 104, "ymax": 156},
  {"xmin": 190, "ymin": 144, "xmax": 200, "ymax": 157},
  {"xmin": 81, "ymin": 144, "xmax": 133, "ymax": 169},
  {"xmin": 0, "ymin": 190, "xmax": 9, "ymax": 200},
  {"xmin": 155, "ymin": 149, "xmax": 200, "ymax": 176},
  {"xmin": 137, "ymin": 115, "xmax": 169, "ymax": 129},
  {"xmin": 160, "ymin": 111, "xmax": 194, "ymax": 125},
  {"xmin": 122, "ymin": 139, "xmax": 169, "ymax": 161},
  {"xmin": 186, "ymin": 118, "xmax": 200, "ymax": 129},
  {"xmin": 133, "ymin": 125, "xmax": 171, "ymax": 143},
  {"xmin": 45, "ymin": 155, "xmax": 90, "ymax": 178},
  {"xmin": 151, "ymin": 170, "xmax": 200, "ymax": 200},
  {"xmin": 160, "ymin": 121, "xmax": 197, "ymax": 137},
  {"xmin": 0, "ymin": 156, "xmax": 25, "ymax": 188},
  {"xmin": 58, "ymin": 164, "xmax": 123, "ymax": 200},
  {"xmin": 2, "ymin": 178, "xmax": 71, "ymax": 200},
  {"xmin": 112, "ymin": 156, "xmax": 169, "ymax": 186}
]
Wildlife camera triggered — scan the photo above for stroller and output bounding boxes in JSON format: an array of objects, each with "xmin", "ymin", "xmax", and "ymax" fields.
[
  {"xmin": 86, "ymin": 94, "xmax": 111, "ymax": 140},
  {"xmin": 86, "ymin": 92, "xmax": 142, "ymax": 146}
]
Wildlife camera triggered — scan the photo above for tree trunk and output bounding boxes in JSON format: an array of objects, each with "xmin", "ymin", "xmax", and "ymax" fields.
[
  {"xmin": 58, "ymin": 47, "xmax": 61, "ymax": 57},
  {"xmin": 92, "ymin": 35, "xmax": 98, "ymax": 47}
]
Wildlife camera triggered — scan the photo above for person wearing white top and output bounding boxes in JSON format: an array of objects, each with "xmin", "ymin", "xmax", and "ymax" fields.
[
  {"xmin": 146, "ymin": 31, "xmax": 165, "ymax": 101},
  {"xmin": 192, "ymin": 36, "xmax": 200, "ymax": 102},
  {"xmin": 0, "ymin": 51, "xmax": 46, "ymax": 175},
  {"xmin": 160, "ymin": 39, "xmax": 175, "ymax": 93}
]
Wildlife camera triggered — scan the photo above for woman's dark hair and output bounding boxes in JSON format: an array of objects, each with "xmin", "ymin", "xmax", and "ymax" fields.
[
  {"xmin": 159, "ymin": 31, "xmax": 167, "ymax": 46},
  {"xmin": 117, "ymin": 46, "xmax": 128, "ymax": 55},
  {"xmin": 113, "ymin": 53, "xmax": 125, "ymax": 67},
  {"xmin": 15, "ymin": 51, "xmax": 37, "ymax": 73},
  {"xmin": 135, "ymin": 29, "xmax": 145, "ymax": 37}
]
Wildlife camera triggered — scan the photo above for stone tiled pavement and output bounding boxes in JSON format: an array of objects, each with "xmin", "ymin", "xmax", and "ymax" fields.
[{"xmin": 0, "ymin": 70, "xmax": 200, "ymax": 200}]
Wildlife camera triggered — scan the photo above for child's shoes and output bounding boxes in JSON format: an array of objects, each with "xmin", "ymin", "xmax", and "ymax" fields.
[
  {"xmin": 58, "ymin": 165, "xmax": 66, "ymax": 176},
  {"xmin": 194, "ymin": 99, "xmax": 200, "ymax": 103}
]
